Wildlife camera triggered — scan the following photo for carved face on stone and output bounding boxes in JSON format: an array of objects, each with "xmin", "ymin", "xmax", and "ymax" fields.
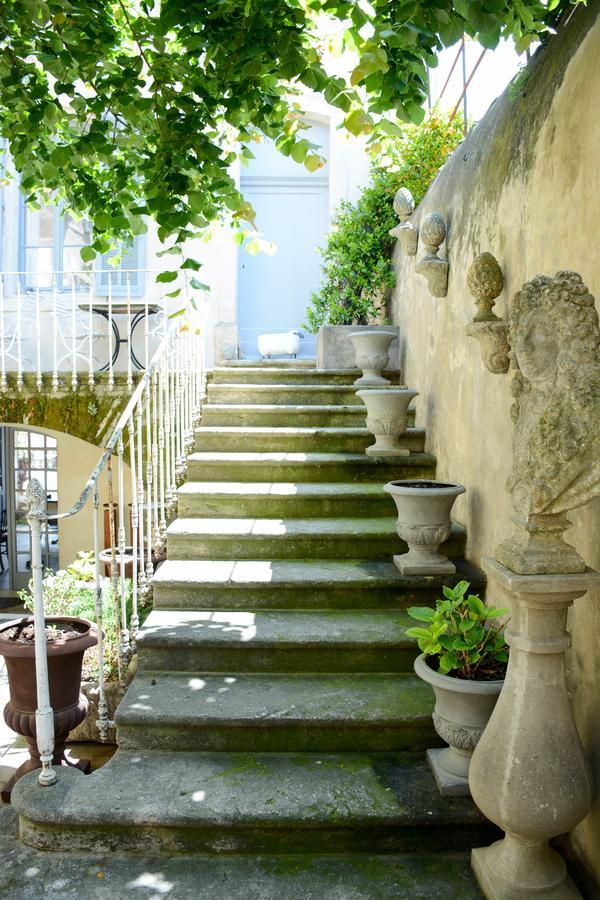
[
  {"xmin": 514, "ymin": 308, "xmax": 558, "ymax": 385},
  {"xmin": 506, "ymin": 271, "xmax": 600, "ymax": 518}
]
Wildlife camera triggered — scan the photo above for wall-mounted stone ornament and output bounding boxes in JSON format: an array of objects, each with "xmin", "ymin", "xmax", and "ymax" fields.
[
  {"xmin": 415, "ymin": 212, "xmax": 448, "ymax": 297},
  {"xmin": 389, "ymin": 187, "xmax": 418, "ymax": 256},
  {"xmin": 496, "ymin": 270, "xmax": 600, "ymax": 574},
  {"xmin": 465, "ymin": 252, "xmax": 509, "ymax": 374}
]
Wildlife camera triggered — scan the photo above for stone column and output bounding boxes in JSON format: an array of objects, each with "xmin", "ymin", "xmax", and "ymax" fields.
[{"xmin": 469, "ymin": 559, "xmax": 600, "ymax": 900}]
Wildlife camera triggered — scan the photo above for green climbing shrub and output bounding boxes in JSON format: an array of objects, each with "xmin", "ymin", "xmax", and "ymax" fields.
[{"xmin": 305, "ymin": 113, "xmax": 464, "ymax": 333}]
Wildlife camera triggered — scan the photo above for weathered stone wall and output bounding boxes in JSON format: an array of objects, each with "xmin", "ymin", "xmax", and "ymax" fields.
[
  {"xmin": 0, "ymin": 373, "xmax": 140, "ymax": 446},
  {"xmin": 391, "ymin": 3, "xmax": 600, "ymax": 883}
]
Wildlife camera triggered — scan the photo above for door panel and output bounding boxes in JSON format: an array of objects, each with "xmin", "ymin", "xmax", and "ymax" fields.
[{"xmin": 237, "ymin": 121, "xmax": 330, "ymax": 359}]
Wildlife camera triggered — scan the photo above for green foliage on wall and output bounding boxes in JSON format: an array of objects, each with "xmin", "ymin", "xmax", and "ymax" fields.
[{"xmin": 305, "ymin": 113, "xmax": 464, "ymax": 332}]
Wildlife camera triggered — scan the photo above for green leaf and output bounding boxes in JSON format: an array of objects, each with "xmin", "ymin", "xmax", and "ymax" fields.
[
  {"xmin": 439, "ymin": 651, "xmax": 458, "ymax": 674},
  {"xmin": 156, "ymin": 271, "xmax": 178, "ymax": 283},
  {"xmin": 344, "ymin": 109, "xmax": 374, "ymax": 136},
  {"xmin": 181, "ymin": 258, "xmax": 201, "ymax": 271},
  {"xmin": 80, "ymin": 245, "xmax": 96, "ymax": 263},
  {"xmin": 407, "ymin": 606, "xmax": 435, "ymax": 622},
  {"xmin": 190, "ymin": 277, "xmax": 210, "ymax": 291},
  {"xmin": 405, "ymin": 626, "xmax": 433, "ymax": 640}
]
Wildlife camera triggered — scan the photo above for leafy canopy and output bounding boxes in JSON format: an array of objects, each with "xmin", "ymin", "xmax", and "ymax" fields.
[
  {"xmin": 305, "ymin": 112, "xmax": 463, "ymax": 332},
  {"xmin": 407, "ymin": 580, "xmax": 509, "ymax": 680},
  {"xmin": 0, "ymin": 0, "xmax": 580, "ymax": 270}
]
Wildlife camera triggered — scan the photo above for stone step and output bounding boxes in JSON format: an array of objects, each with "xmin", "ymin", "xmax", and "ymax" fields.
[
  {"xmin": 194, "ymin": 422, "xmax": 421, "ymax": 454},
  {"xmin": 13, "ymin": 751, "xmax": 496, "ymax": 857},
  {"xmin": 137, "ymin": 608, "xmax": 416, "ymax": 673},
  {"xmin": 211, "ymin": 366, "xmax": 399, "ymax": 385},
  {"xmin": 221, "ymin": 358, "xmax": 317, "ymax": 368},
  {"xmin": 115, "ymin": 671, "xmax": 436, "ymax": 752},
  {"xmin": 186, "ymin": 451, "xmax": 435, "ymax": 483},
  {"xmin": 166, "ymin": 517, "xmax": 466, "ymax": 561},
  {"xmin": 178, "ymin": 481, "xmax": 397, "ymax": 518},
  {"xmin": 152, "ymin": 559, "xmax": 485, "ymax": 611},
  {"xmin": 201, "ymin": 403, "xmax": 367, "ymax": 428},
  {"xmin": 206, "ymin": 383, "xmax": 374, "ymax": 406}
]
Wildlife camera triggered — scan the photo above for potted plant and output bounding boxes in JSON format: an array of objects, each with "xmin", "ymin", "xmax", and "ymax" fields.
[
  {"xmin": 384, "ymin": 479, "xmax": 465, "ymax": 574},
  {"xmin": 0, "ymin": 613, "xmax": 97, "ymax": 801},
  {"xmin": 356, "ymin": 388, "xmax": 418, "ymax": 456},
  {"xmin": 407, "ymin": 580, "xmax": 509, "ymax": 796},
  {"xmin": 18, "ymin": 553, "xmax": 142, "ymax": 745}
]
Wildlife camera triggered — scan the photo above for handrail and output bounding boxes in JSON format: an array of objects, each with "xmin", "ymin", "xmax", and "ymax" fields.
[
  {"xmin": 23, "ymin": 296, "xmax": 204, "ymax": 788},
  {"xmin": 34, "ymin": 324, "xmax": 175, "ymax": 525}
]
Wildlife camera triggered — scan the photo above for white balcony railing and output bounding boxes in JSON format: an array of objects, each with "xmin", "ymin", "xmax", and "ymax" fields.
[
  {"xmin": 0, "ymin": 269, "xmax": 194, "ymax": 391},
  {"xmin": 20, "ymin": 288, "xmax": 205, "ymax": 787}
]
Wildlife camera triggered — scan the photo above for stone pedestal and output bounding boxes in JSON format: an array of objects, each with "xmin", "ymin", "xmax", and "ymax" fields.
[{"xmin": 469, "ymin": 560, "xmax": 599, "ymax": 900}]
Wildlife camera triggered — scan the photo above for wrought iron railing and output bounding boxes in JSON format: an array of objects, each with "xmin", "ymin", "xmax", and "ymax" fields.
[
  {"xmin": 23, "ymin": 298, "xmax": 204, "ymax": 786},
  {"xmin": 0, "ymin": 269, "xmax": 190, "ymax": 392}
]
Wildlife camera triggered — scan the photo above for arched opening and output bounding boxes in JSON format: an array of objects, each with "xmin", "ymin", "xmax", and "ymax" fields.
[{"xmin": 0, "ymin": 425, "xmax": 58, "ymax": 594}]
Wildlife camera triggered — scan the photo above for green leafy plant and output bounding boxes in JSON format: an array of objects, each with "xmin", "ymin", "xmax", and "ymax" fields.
[
  {"xmin": 18, "ymin": 552, "xmax": 142, "ymax": 681},
  {"xmin": 406, "ymin": 580, "xmax": 509, "ymax": 680},
  {"xmin": 305, "ymin": 113, "xmax": 463, "ymax": 332}
]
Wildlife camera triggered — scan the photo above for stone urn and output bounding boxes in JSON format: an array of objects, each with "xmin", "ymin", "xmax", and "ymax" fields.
[
  {"xmin": 414, "ymin": 654, "xmax": 504, "ymax": 796},
  {"xmin": 348, "ymin": 330, "xmax": 397, "ymax": 386},
  {"xmin": 383, "ymin": 480, "xmax": 466, "ymax": 574},
  {"xmin": 0, "ymin": 615, "xmax": 98, "ymax": 801},
  {"xmin": 356, "ymin": 389, "xmax": 418, "ymax": 456}
]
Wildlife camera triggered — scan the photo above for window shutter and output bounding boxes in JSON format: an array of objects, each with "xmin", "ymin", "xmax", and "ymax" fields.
[{"xmin": 95, "ymin": 235, "xmax": 146, "ymax": 298}]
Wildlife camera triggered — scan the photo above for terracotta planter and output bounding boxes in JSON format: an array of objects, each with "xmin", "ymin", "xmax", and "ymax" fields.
[
  {"xmin": 348, "ymin": 329, "xmax": 397, "ymax": 386},
  {"xmin": 414, "ymin": 653, "xmax": 504, "ymax": 796},
  {"xmin": 356, "ymin": 388, "xmax": 418, "ymax": 456},
  {"xmin": 384, "ymin": 479, "xmax": 465, "ymax": 574},
  {"xmin": 0, "ymin": 615, "xmax": 97, "ymax": 801}
]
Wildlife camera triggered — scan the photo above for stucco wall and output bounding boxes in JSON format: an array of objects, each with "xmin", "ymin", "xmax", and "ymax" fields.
[{"xmin": 391, "ymin": 4, "xmax": 600, "ymax": 884}]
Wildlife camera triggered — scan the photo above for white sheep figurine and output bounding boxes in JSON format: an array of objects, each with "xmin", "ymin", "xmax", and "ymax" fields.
[{"xmin": 257, "ymin": 330, "xmax": 304, "ymax": 359}]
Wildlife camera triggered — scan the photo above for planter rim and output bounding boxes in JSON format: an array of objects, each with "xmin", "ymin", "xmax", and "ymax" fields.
[
  {"xmin": 348, "ymin": 329, "xmax": 397, "ymax": 339},
  {"xmin": 356, "ymin": 388, "xmax": 418, "ymax": 398},
  {"xmin": 0, "ymin": 615, "xmax": 98, "ymax": 658},
  {"xmin": 414, "ymin": 653, "xmax": 504, "ymax": 693},
  {"xmin": 384, "ymin": 480, "xmax": 466, "ymax": 496}
]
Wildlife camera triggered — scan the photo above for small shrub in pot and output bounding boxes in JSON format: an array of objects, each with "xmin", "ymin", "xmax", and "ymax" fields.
[{"xmin": 407, "ymin": 580, "xmax": 509, "ymax": 796}]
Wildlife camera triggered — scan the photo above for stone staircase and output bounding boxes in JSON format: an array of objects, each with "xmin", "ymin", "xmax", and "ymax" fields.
[{"xmin": 13, "ymin": 360, "xmax": 493, "ymax": 896}]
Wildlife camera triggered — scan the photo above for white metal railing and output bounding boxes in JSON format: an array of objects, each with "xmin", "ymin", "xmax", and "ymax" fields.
[
  {"xmin": 0, "ymin": 269, "xmax": 188, "ymax": 391},
  {"xmin": 24, "ymin": 298, "xmax": 205, "ymax": 787}
]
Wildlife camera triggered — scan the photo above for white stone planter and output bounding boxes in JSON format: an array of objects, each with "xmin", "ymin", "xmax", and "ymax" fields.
[
  {"xmin": 414, "ymin": 654, "xmax": 503, "ymax": 796},
  {"xmin": 383, "ymin": 480, "xmax": 465, "ymax": 574},
  {"xmin": 348, "ymin": 330, "xmax": 398, "ymax": 386},
  {"xmin": 356, "ymin": 389, "xmax": 418, "ymax": 456}
]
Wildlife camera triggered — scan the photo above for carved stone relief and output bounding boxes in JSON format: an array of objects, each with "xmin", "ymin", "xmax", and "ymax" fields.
[
  {"xmin": 389, "ymin": 187, "xmax": 418, "ymax": 256},
  {"xmin": 415, "ymin": 212, "xmax": 449, "ymax": 297},
  {"xmin": 496, "ymin": 270, "xmax": 600, "ymax": 574}
]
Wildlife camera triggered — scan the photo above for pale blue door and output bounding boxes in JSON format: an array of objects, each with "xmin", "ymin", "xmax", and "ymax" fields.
[{"xmin": 237, "ymin": 121, "xmax": 330, "ymax": 359}]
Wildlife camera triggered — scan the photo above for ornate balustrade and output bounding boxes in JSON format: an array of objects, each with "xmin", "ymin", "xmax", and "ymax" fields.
[{"xmin": 22, "ymin": 298, "xmax": 204, "ymax": 787}]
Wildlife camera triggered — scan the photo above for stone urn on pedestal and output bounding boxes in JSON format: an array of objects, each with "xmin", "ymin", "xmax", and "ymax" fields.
[
  {"xmin": 348, "ymin": 329, "xmax": 397, "ymax": 386},
  {"xmin": 414, "ymin": 654, "xmax": 504, "ymax": 796},
  {"xmin": 467, "ymin": 271, "xmax": 600, "ymax": 900},
  {"xmin": 0, "ymin": 615, "xmax": 97, "ymax": 801},
  {"xmin": 356, "ymin": 389, "xmax": 418, "ymax": 456},
  {"xmin": 384, "ymin": 480, "xmax": 465, "ymax": 574}
]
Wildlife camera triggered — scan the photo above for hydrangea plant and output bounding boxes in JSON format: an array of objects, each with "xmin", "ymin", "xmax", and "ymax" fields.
[{"xmin": 406, "ymin": 580, "xmax": 509, "ymax": 680}]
